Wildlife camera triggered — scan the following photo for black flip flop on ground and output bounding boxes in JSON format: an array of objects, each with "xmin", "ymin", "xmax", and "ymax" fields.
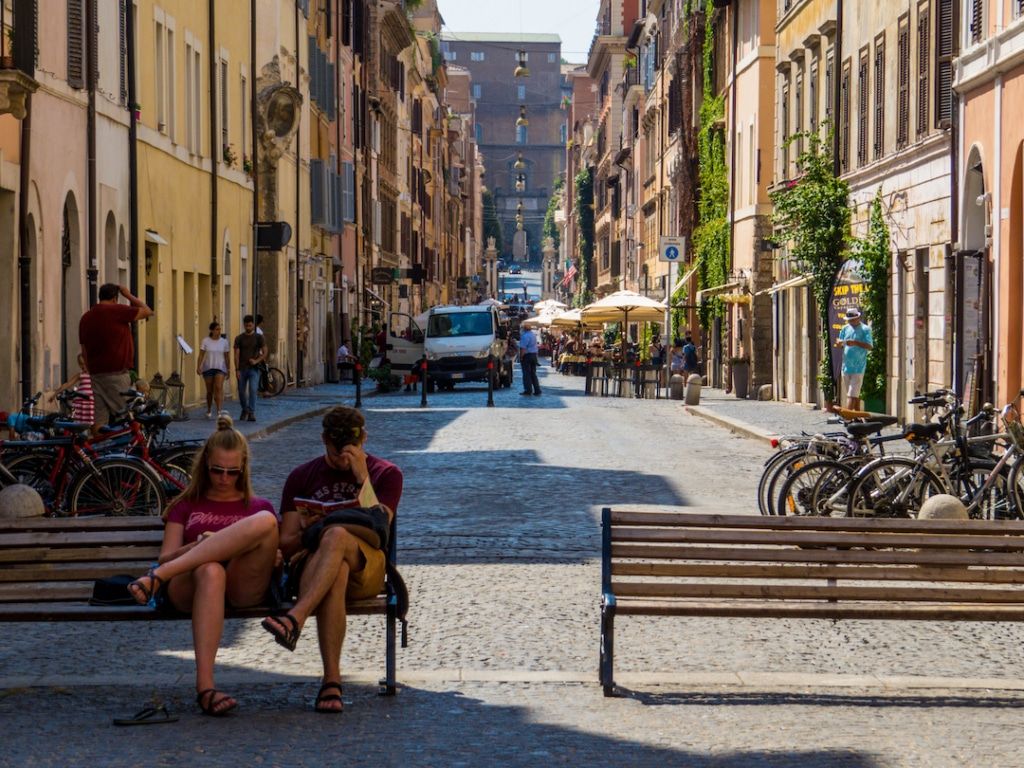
[
  {"xmin": 314, "ymin": 682, "xmax": 344, "ymax": 714},
  {"xmin": 261, "ymin": 614, "xmax": 301, "ymax": 652},
  {"xmin": 112, "ymin": 706, "xmax": 179, "ymax": 726}
]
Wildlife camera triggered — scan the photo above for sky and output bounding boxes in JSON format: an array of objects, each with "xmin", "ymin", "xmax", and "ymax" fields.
[{"xmin": 437, "ymin": 0, "xmax": 602, "ymax": 64}]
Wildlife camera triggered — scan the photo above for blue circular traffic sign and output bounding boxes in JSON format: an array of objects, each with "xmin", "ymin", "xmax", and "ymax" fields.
[{"xmin": 665, "ymin": 246, "xmax": 680, "ymax": 261}]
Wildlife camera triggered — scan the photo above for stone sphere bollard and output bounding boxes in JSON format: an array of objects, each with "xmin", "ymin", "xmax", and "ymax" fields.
[
  {"xmin": 0, "ymin": 484, "xmax": 46, "ymax": 519},
  {"xmin": 669, "ymin": 374, "xmax": 686, "ymax": 400},
  {"xmin": 684, "ymin": 374, "xmax": 703, "ymax": 405},
  {"xmin": 917, "ymin": 494, "xmax": 968, "ymax": 520}
]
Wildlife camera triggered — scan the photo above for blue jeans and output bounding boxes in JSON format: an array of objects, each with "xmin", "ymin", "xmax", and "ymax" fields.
[{"xmin": 238, "ymin": 368, "xmax": 260, "ymax": 415}]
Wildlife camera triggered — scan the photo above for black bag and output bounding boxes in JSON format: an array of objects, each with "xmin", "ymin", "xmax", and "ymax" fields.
[
  {"xmin": 89, "ymin": 575, "xmax": 139, "ymax": 606},
  {"xmin": 301, "ymin": 504, "xmax": 391, "ymax": 553}
]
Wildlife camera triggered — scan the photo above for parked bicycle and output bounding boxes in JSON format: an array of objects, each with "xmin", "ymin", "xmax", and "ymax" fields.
[{"xmin": 257, "ymin": 360, "xmax": 287, "ymax": 397}]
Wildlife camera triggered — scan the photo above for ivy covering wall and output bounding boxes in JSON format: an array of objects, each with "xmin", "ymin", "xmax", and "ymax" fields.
[
  {"xmin": 543, "ymin": 176, "xmax": 564, "ymax": 251},
  {"xmin": 574, "ymin": 167, "xmax": 595, "ymax": 308},
  {"xmin": 693, "ymin": 13, "xmax": 729, "ymax": 329}
]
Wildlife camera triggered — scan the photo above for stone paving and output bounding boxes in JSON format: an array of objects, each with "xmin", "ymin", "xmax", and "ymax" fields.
[{"xmin": 2, "ymin": 367, "xmax": 1023, "ymax": 766}]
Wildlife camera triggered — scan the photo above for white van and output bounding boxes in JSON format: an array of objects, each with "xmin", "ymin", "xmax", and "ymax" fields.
[{"xmin": 385, "ymin": 305, "xmax": 513, "ymax": 391}]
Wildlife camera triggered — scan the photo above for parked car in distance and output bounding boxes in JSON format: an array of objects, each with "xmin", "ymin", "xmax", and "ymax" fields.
[
  {"xmin": 497, "ymin": 259, "xmax": 507, "ymax": 273},
  {"xmin": 508, "ymin": 264, "xmax": 522, "ymax": 275}
]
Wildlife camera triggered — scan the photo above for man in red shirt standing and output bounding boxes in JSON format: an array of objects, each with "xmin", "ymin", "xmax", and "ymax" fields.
[{"xmin": 79, "ymin": 283, "xmax": 154, "ymax": 429}]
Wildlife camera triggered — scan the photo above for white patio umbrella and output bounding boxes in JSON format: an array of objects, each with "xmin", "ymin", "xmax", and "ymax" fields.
[
  {"xmin": 549, "ymin": 308, "xmax": 600, "ymax": 330},
  {"xmin": 533, "ymin": 299, "xmax": 568, "ymax": 313},
  {"xmin": 581, "ymin": 290, "xmax": 668, "ymax": 360}
]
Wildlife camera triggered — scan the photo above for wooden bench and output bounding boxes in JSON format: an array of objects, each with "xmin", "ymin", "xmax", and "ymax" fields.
[
  {"xmin": 600, "ymin": 509, "xmax": 1024, "ymax": 696},
  {"xmin": 0, "ymin": 515, "xmax": 404, "ymax": 695}
]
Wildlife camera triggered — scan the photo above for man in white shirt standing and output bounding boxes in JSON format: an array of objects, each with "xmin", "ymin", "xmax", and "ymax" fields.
[{"xmin": 519, "ymin": 327, "xmax": 541, "ymax": 397}]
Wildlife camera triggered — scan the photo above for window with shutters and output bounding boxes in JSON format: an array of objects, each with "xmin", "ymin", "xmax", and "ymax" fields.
[
  {"xmin": 917, "ymin": 3, "xmax": 930, "ymax": 138},
  {"xmin": 240, "ymin": 72, "xmax": 248, "ymax": 157},
  {"xmin": 780, "ymin": 79, "xmax": 789, "ymax": 173},
  {"xmin": 840, "ymin": 60, "xmax": 851, "ymax": 172},
  {"xmin": 857, "ymin": 48, "xmax": 868, "ymax": 167},
  {"xmin": 969, "ymin": 0, "xmax": 984, "ymax": 44},
  {"xmin": 156, "ymin": 22, "xmax": 165, "ymax": 125},
  {"xmin": 166, "ymin": 29, "xmax": 175, "ymax": 140},
  {"xmin": 897, "ymin": 17, "xmax": 910, "ymax": 149},
  {"xmin": 873, "ymin": 37, "xmax": 884, "ymax": 160},
  {"xmin": 67, "ymin": 0, "xmax": 84, "ymax": 88},
  {"xmin": 935, "ymin": 0, "xmax": 953, "ymax": 126},
  {"xmin": 342, "ymin": 162, "xmax": 355, "ymax": 222},
  {"xmin": 119, "ymin": 0, "xmax": 128, "ymax": 105},
  {"xmin": 1016, "ymin": 0, "xmax": 1024, "ymax": 19},
  {"xmin": 794, "ymin": 71, "xmax": 803, "ymax": 157},
  {"xmin": 809, "ymin": 57, "xmax": 819, "ymax": 132},
  {"xmin": 189, "ymin": 45, "xmax": 201, "ymax": 154},
  {"xmin": 824, "ymin": 47, "xmax": 834, "ymax": 122},
  {"xmin": 341, "ymin": 0, "xmax": 351, "ymax": 46},
  {"xmin": 310, "ymin": 159, "xmax": 326, "ymax": 226},
  {"xmin": 185, "ymin": 42, "xmax": 192, "ymax": 149},
  {"xmin": 220, "ymin": 58, "xmax": 229, "ymax": 160}
]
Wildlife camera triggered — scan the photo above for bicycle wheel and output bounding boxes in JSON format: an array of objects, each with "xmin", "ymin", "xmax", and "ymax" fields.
[
  {"xmin": 764, "ymin": 450, "xmax": 813, "ymax": 516},
  {"xmin": 264, "ymin": 366, "xmax": 286, "ymax": 397},
  {"xmin": 954, "ymin": 458, "xmax": 1015, "ymax": 520},
  {"xmin": 777, "ymin": 460, "xmax": 849, "ymax": 516},
  {"xmin": 68, "ymin": 457, "xmax": 166, "ymax": 517},
  {"xmin": 151, "ymin": 444, "xmax": 198, "ymax": 495},
  {"xmin": 757, "ymin": 447, "xmax": 806, "ymax": 515},
  {"xmin": 2, "ymin": 451, "xmax": 59, "ymax": 511},
  {"xmin": 846, "ymin": 456, "xmax": 946, "ymax": 518}
]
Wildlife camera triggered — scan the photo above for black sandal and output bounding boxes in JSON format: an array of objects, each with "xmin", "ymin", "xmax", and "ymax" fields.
[
  {"xmin": 314, "ymin": 682, "xmax": 344, "ymax": 714},
  {"xmin": 128, "ymin": 569, "xmax": 165, "ymax": 607},
  {"xmin": 261, "ymin": 613, "xmax": 301, "ymax": 652},
  {"xmin": 196, "ymin": 689, "xmax": 238, "ymax": 717}
]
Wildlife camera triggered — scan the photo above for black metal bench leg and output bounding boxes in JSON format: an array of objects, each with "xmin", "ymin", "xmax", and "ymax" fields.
[
  {"xmin": 600, "ymin": 598, "xmax": 616, "ymax": 697},
  {"xmin": 379, "ymin": 595, "xmax": 398, "ymax": 696}
]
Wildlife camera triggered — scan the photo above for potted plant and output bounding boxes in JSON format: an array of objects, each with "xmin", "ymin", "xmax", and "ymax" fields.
[
  {"xmin": 222, "ymin": 143, "xmax": 238, "ymax": 168},
  {"xmin": 729, "ymin": 356, "xmax": 750, "ymax": 399},
  {"xmin": 2, "ymin": 27, "xmax": 15, "ymax": 69},
  {"xmin": 623, "ymin": 54, "xmax": 637, "ymax": 70},
  {"xmin": 242, "ymin": 155, "xmax": 253, "ymax": 175},
  {"xmin": 131, "ymin": 102, "xmax": 142, "ymax": 121}
]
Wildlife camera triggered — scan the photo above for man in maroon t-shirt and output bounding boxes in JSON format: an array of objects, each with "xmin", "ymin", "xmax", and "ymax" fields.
[
  {"xmin": 79, "ymin": 283, "xmax": 154, "ymax": 428},
  {"xmin": 262, "ymin": 406, "xmax": 402, "ymax": 713}
]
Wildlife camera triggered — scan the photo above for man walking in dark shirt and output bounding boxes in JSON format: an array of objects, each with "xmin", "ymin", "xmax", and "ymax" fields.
[{"xmin": 234, "ymin": 315, "xmax": 265, "ymax": 422}]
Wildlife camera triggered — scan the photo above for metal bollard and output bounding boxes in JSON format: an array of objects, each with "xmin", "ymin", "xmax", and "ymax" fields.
[
  {"xmin": 584, "ymin": 356, "xmax": 592, "ymax": 395},
  {"xmin": 354, "ymin": 362, "xmax": 363, "ymax": 408},
  {"xmin": 420, "ymin": 358, "xmax": 428, "ymax": 408},
  {"xmin": 486, "ymin": 354, "xmax": 495, "ymax": 407}
]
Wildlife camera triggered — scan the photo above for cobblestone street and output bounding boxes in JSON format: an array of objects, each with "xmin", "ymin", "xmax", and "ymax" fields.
[{"xmin": 3, "ymin": 368, "xmax": 1024, "ymax": 767}]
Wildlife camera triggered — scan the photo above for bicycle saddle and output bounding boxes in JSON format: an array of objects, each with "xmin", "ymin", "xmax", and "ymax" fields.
[
  {"xmin": 902, "ymin": 422, "xmax": 946, "ymax": 441},
  {"xmin": 846, "ymin": 421, "xmax": 892, "ymax": 438},
  {"xmin": 137, "ymin": 412, "xmax": 173, "ymax": 429}
]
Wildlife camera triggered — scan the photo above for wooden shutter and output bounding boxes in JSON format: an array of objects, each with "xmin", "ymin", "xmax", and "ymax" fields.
[
  {"xmin": 840, "ymin": 60, "xmax": 851, "ymax": 172},
  {"xmin": 118, "ymin": 0, "xmax": 127, "ymax": 105},
  {"xmin": 935, "ymin": 0, "xmax": 953, "ymax": 126},
  {"xmin": 873, "ymin": 39, "xmax": 884, "ymax": 160},
  {"xmin": 857, "ymin": 50, "xmax": 868, "ymax": 167},
  {"xmin": 67, "ymin": 0, "xmax": 84, "ymax": 89},
  {"xmin": 917, "ymin": 5, "xmax": 930, "ymax": 138},
  {"xmin": 970, "ymin": 0, "xmax": 983, "ymax": 44},
  {"xmin": 897, "ymin": 19, "xmax": 910, "ymax": 150}
]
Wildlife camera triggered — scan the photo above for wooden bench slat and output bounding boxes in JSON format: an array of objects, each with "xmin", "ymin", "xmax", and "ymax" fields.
[
  {"xmin": 0, "ymin": 597, "xmax": 387, "ymax": 622},
  {"xmin": 612, "ymin": 543, "xmax": 1024, "ymax": 567},
  {"xmin": 0, "ymin": 545, "xmax": 161, "ymax": 564},
  {"xmin": 611, "ymin": 580, "xmax": 1024, "ymax": 603},
  {"xmin": 612, "ymin": 527, "xmax": 1024, "ymax": 551},
  {"xmin": 611, "ymin": 561, "xmax": 1024, "ymax": 584},
  {"xmin": 608, "ymin": 510, "xmax": 1024, "ymax": 534},
  {"xmin": 0, "ymin": 531, "xmax": 165, "ymax": 549},
  {"xmin": 0, "ymin": 561, "xmax": 155, "ymax": 582},
  {"xmin": 614, "ymin": 599, "xmax": 1024, "ymax": 621},
  {"xmin": 0, "ymin": 517, "xmax": 165, "ymax": 532}
]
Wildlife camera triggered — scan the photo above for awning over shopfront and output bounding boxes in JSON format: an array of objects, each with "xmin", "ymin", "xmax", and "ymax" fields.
[
  {"xmin": 144, "ymin": 229, "xmax": 168, "ymax": 245},
  {"xmin": 755, "ymin": 273, "xmax": 811, "ymax": 296},
  {"xmin": 695, "ymin": 280, "xmax": 741, "ymax": 303},
  {"xmin": 670, "ymin": 258, "xmax": 702, "ymax": 296}
]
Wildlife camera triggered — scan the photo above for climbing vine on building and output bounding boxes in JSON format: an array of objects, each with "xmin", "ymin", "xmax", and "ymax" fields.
[
  {"xmin": 851, "ymin": 191, "xmax": 890, "ymax": 404},
  {"xmin": 543, "ymin": 176, "xmax": 564, "ymax": 251},
  {"xmin": 693, "ymin": 14, "xmax": 729, "ymax": 329},
  {"xmin": 574, "ymin": 167, "xmax": 595, "ymax": 308},
  {"xmin": 770, "ymin": 128, "xmax": 851, "ymax": 402}
]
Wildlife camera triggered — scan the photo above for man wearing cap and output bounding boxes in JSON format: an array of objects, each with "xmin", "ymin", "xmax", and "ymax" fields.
[{"xmin": 836, "ymin": 308, "xmax": 873, "ymax": 411}]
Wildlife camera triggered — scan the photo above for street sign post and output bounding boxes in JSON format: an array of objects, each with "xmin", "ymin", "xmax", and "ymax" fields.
[
  {"xmin": 659, "ymin": 237, "xmax": 685, "ymax": 343},
  {"xmin": 371, "ymin": 267, "xmax": 396, "ymax": 285}
]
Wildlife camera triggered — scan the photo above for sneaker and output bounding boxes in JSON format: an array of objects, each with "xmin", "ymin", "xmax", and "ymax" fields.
[
  {"xmin": 247, "ymin": 413, "xmax": 256, "ymax": 422},
  {"xmin": 205, "ymin": 411, "xmax": 212, "ymax": 419},
  {"xmin": 240, "ymin": 410, "xmax": 249, "ymax": 421}
]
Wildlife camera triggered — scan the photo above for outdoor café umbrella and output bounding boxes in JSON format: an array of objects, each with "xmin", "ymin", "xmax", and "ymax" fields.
[
  {"xmin": 581, "ymin": 290, "xmax": 667, "ymax": 361},
  {"xmin": 533, "ymin": 299, "xmax": 568, "ymax": 313}
]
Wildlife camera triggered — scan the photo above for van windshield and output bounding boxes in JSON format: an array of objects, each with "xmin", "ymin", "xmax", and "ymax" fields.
[{"xmin": 427, "ymin": 311, "xmax": 494, "ymax": 338}]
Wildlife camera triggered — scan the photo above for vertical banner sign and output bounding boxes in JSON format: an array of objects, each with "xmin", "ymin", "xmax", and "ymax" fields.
[{"xmin": 829, "ymin": 258, "xmax": 867, "ymax": 389}]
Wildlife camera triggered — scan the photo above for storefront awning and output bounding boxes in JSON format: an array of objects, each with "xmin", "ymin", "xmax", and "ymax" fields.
[
  {"xmin": 363, "ymin": 286, "xmax": 390, "ymax": 311},
  {"xmin": 144, "ymin": 229, "xmax": 168, "ymax": 245},
  {"xmin": 671, "ymin": 258, "xmax": 702, "ymax": 296},
  {"xmin": 696, "ymin": 280, "xmax": 741, "ymax": 303},
  {"xmin": 755, "ymin": 273, "xmax": 811, "ymax": 296}
]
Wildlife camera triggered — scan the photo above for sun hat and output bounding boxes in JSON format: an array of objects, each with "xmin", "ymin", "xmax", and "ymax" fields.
[{"xmin": 844, "ymin": 308, "xmax": 861, "ymax": 320}]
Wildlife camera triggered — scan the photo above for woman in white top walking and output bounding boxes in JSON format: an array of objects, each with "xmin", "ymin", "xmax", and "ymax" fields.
[{"xmin": 197, "ymin": 321, "xmax": 232, "ymax": 418}]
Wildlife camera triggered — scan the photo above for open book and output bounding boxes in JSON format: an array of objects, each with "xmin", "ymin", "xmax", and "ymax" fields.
[{"xmin": 293, "ymin": 480, "xmax": 380, "ymax": 521}]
